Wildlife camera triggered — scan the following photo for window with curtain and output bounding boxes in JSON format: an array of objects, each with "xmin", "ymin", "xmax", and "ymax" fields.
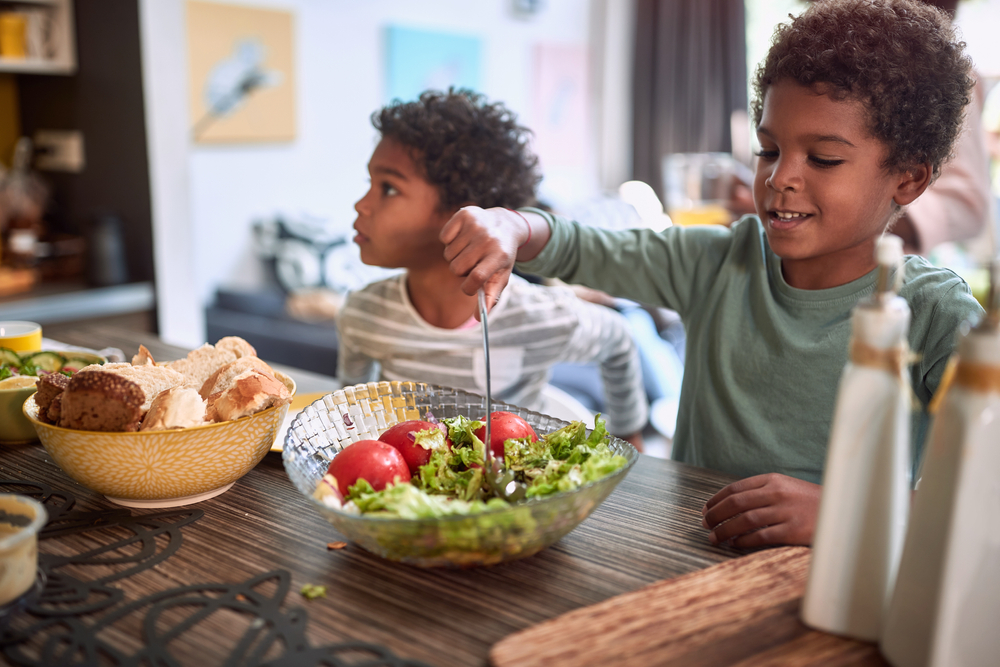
[{"xmin": 632, "ymin": 0, "xmax": 748, "ymax": 201}]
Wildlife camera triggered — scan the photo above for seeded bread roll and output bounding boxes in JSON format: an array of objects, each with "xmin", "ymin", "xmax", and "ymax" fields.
[
  {"xmin": 34, "ymin": 372, "xmax": 69, "ymax": 413},
  {"xmin": 60, "ymin": 371, "xmax": 144, "ymax": 432},
  {"xmin": 199, "ymin": 356, "xmax": 276, "ymax": 399},
  {"xmin": 206, "ymin": 369, "xmax": 290, "ymax": 422},
  {"xmin": 165, "ymin": 344, "xmax": 238, "ymax": 390},
  {"xmin": 76, "ymin": 363, "xmax": 185, "ymax": 414},
  {"xmin": 140, "ymin": 386, "xmax": 207, "ymax": 431}
]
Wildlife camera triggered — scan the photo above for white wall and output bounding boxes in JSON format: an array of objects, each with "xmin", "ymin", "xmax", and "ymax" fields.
[{"xmin": 140, "ymin": 0, "xmax": 608, "ymax": 348}]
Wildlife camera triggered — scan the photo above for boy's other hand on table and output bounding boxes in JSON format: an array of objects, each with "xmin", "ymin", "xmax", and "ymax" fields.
[{"xmin": 700, "ymin": 473, "xmax": 821, "ymax": 548}]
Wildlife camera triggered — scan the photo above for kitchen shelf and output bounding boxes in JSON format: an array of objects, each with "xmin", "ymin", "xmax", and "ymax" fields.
[
  {"xmin": 0, "ymin": 0, "xmax": 75, "ymax": 75},
  {"xmin": 0, "ymin": 56, "xmax": 71, "ymax": 73},
  {"xmin": 0, "ymin": 280, "xmax": 155, "ymax": 324}
]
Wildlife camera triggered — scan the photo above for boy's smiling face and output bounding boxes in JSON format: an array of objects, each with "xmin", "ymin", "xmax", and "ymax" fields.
[
  {"xmin": 354, "ymin": 138, "xmax": 453, "ymax": 269},
  {"xmin": 753, "ymin": 80, "xmax": 928, "ymax": 289}
]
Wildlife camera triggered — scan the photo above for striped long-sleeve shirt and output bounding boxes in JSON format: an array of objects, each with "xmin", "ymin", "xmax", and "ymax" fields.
[{"xmin": 335, "ymin": 274, "xmax": 648, "ymax": 435}]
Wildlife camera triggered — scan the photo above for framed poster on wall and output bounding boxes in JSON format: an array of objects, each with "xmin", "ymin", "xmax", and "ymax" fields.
[
  {"xmin": 187, "ymin": 1, "xmax": 295, "ymax": 143},
  {"xmin": 385, "ymin": 26, "xmax": 481, "ymax": 103}
]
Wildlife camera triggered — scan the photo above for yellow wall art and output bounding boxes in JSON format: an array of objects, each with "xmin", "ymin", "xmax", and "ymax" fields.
[{"xmin": 187, "ymin": 1, "xmax": 295, "ymax": 144}]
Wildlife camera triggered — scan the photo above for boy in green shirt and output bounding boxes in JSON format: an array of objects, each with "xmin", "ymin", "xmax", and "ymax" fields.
[{"xmin": 439, "ymin": 0, "xmax": 985, "ymax": 548}]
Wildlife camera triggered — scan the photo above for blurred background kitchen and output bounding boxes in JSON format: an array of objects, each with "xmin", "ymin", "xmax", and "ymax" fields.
[{"xmin": 1, "ymin": 0, "xmax": 998, "ymax": 454}]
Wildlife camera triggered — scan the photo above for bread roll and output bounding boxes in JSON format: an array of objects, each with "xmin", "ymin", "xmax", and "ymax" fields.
[
  {"xmin": 131, "ymin": 345, "xmax": 156, "ymax": 366},
  {"xmin": 34, "ymin": 372, "xmax": 69, "ymax": 413},
  {"xmin": 215, "ymin": 336, "xmax": 256, "ymax": 360},
  {"xmin": 77, "ymin": 363, "xmax": 185, "ymax": 414},
  {"xmin": 199, "ymin": 356, "xmax": 276, "ymax": 399},
  {"xmin": 60, "ymin": 372, "xmax": 144, "ymax": 432},
  {"xmin": 206, "ymin": 369, "xmax": 290, "ymax": 422},
  {"xmin": 140, "ymin": 386, "xmax": 207, "ymax": 431},
  {"xmin": 45, "ymin": 393, "xmax": 62, "ymax": 425},
  {"xmin": 165, "ymin": 344, "xmax": 237, "ymax": 390}
]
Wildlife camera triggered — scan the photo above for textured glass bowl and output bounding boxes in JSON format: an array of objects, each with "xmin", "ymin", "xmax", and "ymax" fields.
[{"xmin": 282, "ymin": 381, "xmax": 638, "ymax": 567}]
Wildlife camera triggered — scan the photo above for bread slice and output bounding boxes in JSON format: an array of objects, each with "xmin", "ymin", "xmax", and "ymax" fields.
[
  {"xmin": 60, "ymin": 371, "xmax": 144, "ymax": 432},
  {"xmin": 165, "ymin": 344, "xmax": 237, "ymax": 391},
  {"xmin": 206, "ymin": 369, "xmax": 290, "ymax": 422},
  {"xmin": 215, "ymin": 336, "xmax": 256, "ymax": 359},
  {"xmin": 35, "ymin": 372, "xmax": 69, "ymax": 413},
  {"xmin": 199, "ymin": 356, "xmax": 276, "ymax": 399},
  {"xmin": 140, "ymin": 386, "xmax": 207, "ymax": 431},
  {"xmin": 45, "ymin": 393, "xmax": 63, "ymax": 425},
  {"xmin": 131, "ymin": 344, "xmax": 156, "ymax": 366},
  {"xmin": 77, "ymin": 363, "xmax": 186, "ymax": 413}
]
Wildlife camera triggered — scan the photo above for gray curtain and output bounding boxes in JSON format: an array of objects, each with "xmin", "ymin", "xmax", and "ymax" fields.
[{"xmin": 633, "ymin": 0, "xmax": 748, "ymax": 200}]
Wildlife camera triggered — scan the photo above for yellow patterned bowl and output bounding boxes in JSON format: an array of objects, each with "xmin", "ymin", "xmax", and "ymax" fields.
[{"xmin": 22, "ymin": 373, "xmax": 295, "ymax": 508}]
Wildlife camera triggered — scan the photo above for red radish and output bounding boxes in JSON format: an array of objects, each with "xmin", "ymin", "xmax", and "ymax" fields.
[
  {"xmin": 475, "ymin": 411, "xmax": 538, "ymax": 459},
  {"xmin": 378, "ymin": 420, "xmax": 448, "ymax": 474},
  {"xmin": 326, "ymin": 439, "xmax": 411, "ymax": 496}
]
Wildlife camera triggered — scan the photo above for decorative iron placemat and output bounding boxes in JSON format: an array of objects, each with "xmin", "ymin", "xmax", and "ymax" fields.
[{"xmin": 0, "ymin": 479, "xmax": 434, "ymax": 667}]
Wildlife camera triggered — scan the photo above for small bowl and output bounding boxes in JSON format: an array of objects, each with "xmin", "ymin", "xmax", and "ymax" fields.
[
  {"xmin": 0, "ymin": 379, "xmax": 40, "ymax": 445},
  {"xmin": 282, "ymin": 381, "xmax": 638, "ymax": 568},
  {"xmin": 23, "ymin": 373, "xmax": 295, "ymax": 508},
  {"xmin": 0, "ymin": 494, "xmax": 46, "ymax": 607},
  {"xmin": 0, "ymin": 351, "xmax": 107, "ymax": 446}
]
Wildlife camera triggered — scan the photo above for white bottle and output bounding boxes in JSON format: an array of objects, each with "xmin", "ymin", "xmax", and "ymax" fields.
[
  {"xmin": 880, "ymin": 262, "xmax": 1000, "ymax": 667},
  {"xmin": 801, "ymin": 235, "xmax": 912, "ymax": 641}
]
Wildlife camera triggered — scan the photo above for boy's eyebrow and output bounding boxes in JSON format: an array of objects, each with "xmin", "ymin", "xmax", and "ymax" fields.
[
  {"xmin": 756, "ymin": 126, "xmax": 856, "ymax": 148},
  {"xmin": 370, "ymin": 165, "xmax": 409, "ymax": 180}
]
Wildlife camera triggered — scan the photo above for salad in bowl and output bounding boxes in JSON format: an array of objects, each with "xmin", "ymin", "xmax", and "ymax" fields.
[{"xmin": 283, "ymin": 381, "xmax": 638, "ymax": 567}]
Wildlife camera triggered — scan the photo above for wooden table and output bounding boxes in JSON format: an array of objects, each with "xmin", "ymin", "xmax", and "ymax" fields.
[{"xmin": 0, "ymin": 326, "xmax": 744, "ymax": 667}]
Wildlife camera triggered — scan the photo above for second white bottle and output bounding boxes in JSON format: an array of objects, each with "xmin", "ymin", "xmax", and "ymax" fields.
[{"xmin": 801, "ymin": 235, "xmax": 912, "ymax": 641}]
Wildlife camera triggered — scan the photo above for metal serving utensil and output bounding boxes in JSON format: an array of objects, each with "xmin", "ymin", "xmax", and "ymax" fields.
[{"xmin": 478, "ymin": 289, "xmax": 527, "ymax": 502}]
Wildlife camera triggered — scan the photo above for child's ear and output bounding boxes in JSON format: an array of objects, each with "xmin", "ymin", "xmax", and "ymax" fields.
[{"xmin": 893, "ymin": 163, "xmax": 932, "ymax": 207}]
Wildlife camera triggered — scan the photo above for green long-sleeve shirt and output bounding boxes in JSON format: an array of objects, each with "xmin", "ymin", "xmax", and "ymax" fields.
[{"xmin": 518, "ymin": 211, "xmax": 984, "ymax": 483}]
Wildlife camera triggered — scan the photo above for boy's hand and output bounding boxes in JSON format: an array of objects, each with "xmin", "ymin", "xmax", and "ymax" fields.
[
  {"xmin": 701, "ymin": 473, "xmax": 821, "ymax": 548},
  {"xmin": 440, "ymin": 207, "xmax": 540, "ymax": 310}
]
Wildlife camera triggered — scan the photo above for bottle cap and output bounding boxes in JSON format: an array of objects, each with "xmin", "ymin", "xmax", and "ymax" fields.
[{"xmin": 876, "ymin": 234, "xmax": 904, "ymax": 267}]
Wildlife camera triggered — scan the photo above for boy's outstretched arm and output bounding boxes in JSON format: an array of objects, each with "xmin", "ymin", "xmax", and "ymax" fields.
[
  {"xmin": 701, "ymin": 473, "xmax": 821, "ymax": 548},
  {"xmin": 440, "ymin": 207, "xmax": 551, "ymax": 309}
]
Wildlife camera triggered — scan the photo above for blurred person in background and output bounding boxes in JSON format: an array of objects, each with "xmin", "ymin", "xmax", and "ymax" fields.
[{"xmin": 890, "ymin": 0, "xmax": 994, "ymax": 261}]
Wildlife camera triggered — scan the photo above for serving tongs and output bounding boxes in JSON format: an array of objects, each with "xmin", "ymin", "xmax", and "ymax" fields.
[{"xmin": 478, "ymin": 290, "xmax": 527, "ymax": 502}]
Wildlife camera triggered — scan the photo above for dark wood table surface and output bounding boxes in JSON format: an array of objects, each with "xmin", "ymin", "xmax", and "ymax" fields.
[{"xmin": 1, "ymin": 325, "xmax": 743, "ymax": 667}]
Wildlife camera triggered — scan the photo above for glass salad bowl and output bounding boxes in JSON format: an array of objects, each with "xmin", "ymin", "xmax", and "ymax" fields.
[{"xmin": 282, "ymin": 381, "xmax": 638, "ymax": 567}]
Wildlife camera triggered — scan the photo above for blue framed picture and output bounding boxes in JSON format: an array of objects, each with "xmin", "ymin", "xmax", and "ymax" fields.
[{"xmin": 385, "ymin": 26, "xmax": 482, "ymax": 103}]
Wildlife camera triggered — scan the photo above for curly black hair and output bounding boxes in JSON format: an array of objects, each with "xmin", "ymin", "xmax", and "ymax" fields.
[
  {"xmin": 372, "ymin": 89, "xmax": 541, "ymax": 211},
  {"xmin": 751, "ymin": 0, "xmax": 974, "ymax": 178}
]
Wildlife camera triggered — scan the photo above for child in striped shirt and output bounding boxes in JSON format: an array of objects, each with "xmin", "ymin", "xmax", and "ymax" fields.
[{"xmin": 337, "ymin": 89, "xmax": 648, "ymax": 449}]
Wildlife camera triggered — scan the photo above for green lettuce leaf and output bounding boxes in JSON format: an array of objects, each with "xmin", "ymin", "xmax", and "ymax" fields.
[
  {"xmin": 412, "ymin": 426, "xmax": 447, "ymax": 451},
  {"xmin": 345, "ymin": 481, "xmax": 509, "ymax": 519},
  {"xmin": 522, "ymin": 416, "xmax": 626, "ymax": 498},
  {"xmin": 442, "ymin": 415, "xmax": 486, "ymax": 460},
  {"xmin": 415, "ymin": 447, "xmax": 484, "ymax": 502}
]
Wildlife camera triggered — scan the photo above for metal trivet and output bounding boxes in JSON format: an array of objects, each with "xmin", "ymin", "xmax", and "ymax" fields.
[{"xmin": 0, "ymin": 480, "xmax": 434, "ymax": 667}]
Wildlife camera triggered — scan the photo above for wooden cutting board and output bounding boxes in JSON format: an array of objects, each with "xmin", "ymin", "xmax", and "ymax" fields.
[{"xmin": 490, "ymin": 546, "xmax": 889, "ymax": 667}]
